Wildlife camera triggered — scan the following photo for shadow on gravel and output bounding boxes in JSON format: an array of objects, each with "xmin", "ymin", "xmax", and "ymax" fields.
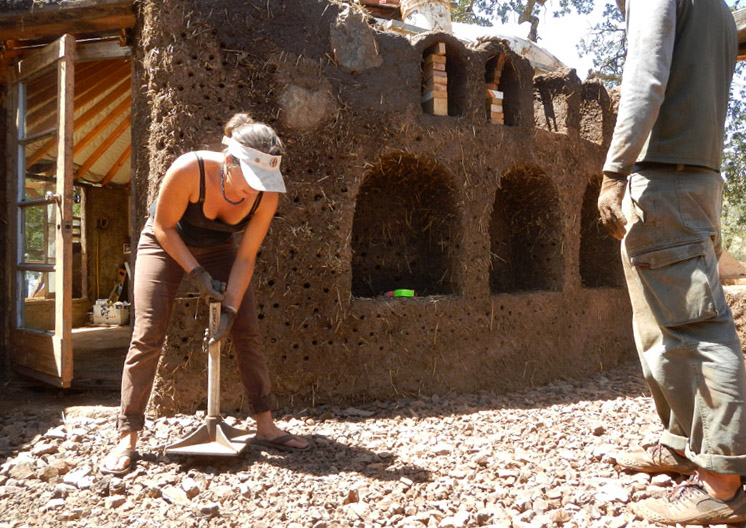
[
  {"xmin": 285, "ymin": 362, "xmax": 650, "ymax": 423},
  {"xmin": 155, "ymin": 434, "xmax": 431, "ymax": 483},
  {"xmin": 2, "ymin": 362, "xmax": 648, "ymax": 474}
]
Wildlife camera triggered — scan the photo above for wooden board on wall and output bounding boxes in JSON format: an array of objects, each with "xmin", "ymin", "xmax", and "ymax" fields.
[{"xmin": 0, "ymin": 0, "xmax": 135, "ymax": 41}]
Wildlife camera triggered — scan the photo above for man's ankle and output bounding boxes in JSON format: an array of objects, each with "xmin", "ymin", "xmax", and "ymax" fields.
[{"xmin": 697, "ymin": 469, "xmax": 742, "ymax": 500}]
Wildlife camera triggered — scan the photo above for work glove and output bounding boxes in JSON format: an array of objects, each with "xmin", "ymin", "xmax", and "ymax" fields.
[
  {"xmin": 189, "ymin": 266, "xmax": 226, "ymax": 302},
  {"xmin": 597, "ymin": 173, "xmax": 627, "ymax": 241},
  {"xmin": 209, "ymin": 305, "xmax": 237, "ymax": 345}
]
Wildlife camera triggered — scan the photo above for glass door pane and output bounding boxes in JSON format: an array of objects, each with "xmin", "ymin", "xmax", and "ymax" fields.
[{"xmin": 17, "ymin": 65, "xmax": 61, "ymax": 332}]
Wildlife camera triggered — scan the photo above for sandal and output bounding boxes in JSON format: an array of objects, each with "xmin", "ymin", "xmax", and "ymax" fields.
[
  {"xmin": 251, "ymin": 434, "xmax": 312, "ymax": 453},
  {"xmin": 100, "ymin": 446, "xmax": 137, "ymax": 476}
]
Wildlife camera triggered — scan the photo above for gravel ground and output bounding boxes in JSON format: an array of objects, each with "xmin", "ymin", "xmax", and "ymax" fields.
[{"xmin": 1, "ymin": 362, "xmax": 742, "ymax": 528}]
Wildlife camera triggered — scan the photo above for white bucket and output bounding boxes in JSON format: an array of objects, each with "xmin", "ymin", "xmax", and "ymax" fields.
[{"xmin": 400, "ymin": 0, "xmax": 452, "ymax": 32}]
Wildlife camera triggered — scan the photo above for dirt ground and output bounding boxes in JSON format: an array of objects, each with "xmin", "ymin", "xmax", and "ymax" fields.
[{"xmin": 3, "ymin": 361, "xmax": 742, "ymax": 528}]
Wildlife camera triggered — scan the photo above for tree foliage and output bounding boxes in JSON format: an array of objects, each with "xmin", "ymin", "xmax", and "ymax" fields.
[
  {"xmin": 722, "ymin": 63, "xmax": 746, "ymax": 259},
  {"xmin": 453, "ymin": 0, "xmax": 595, "ymax": 40},
  {"xmin": 577, "ymin": 2, "xmax": 625, "ymax": 84}
]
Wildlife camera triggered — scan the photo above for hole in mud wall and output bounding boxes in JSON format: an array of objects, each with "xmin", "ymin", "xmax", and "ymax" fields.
[
  {"xmin": 534, "ymin": 83, "xmax": 568, "ymax": 134},
  {"xmin": 420, "ymin": 42, "xmax": 467, "ymax": 117},
  {"xmin": 351, "ymin": 153, "xmax": 460, "ymax": 298},
  {"xmin": 485, "ymin": 54, "xmax": 506, "ymax": 125},
  {"xmin": 490, "ymin": 165, "xmax": 564, "ymax": 293},
  {"xmin": 579, "ymin": 177, "xmax": 625, "ymax": 288},
  {"xmin": 580, "ymin": 92, "xmax": 604, "ymax": 145}
]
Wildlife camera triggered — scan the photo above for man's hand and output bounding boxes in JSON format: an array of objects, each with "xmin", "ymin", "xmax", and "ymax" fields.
[
  {"xmin": 597, "ymin": 174, "xmax": 628, "ymax": 241},
  {"xmin": 209, "ymin": 305, "xmax": 236, "ymax": 345},
  {"xmin": 189, "ymin": 266, "xmax": 226, "ymax": 302}
]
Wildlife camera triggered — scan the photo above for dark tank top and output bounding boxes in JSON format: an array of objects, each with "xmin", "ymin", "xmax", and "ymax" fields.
[{"xmin": 149, "ymin": 153, "xmax": 263, "ymax": 247}]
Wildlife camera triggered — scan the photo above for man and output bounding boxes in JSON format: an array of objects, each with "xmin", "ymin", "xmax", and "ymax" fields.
[{"xmin": 597, "ymin": 0, "xmax": 746, "ymax": 524}]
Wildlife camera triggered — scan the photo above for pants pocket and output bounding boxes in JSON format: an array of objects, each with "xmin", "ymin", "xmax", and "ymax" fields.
[{"xmin": 630, "ymin": 242, "xmax": 718, "ymax": 327}]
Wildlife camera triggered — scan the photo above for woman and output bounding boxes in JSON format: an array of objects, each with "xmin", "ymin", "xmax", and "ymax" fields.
[{"xmin": 101, "ymin": 113, "xmax": 309, "ymax": 475}]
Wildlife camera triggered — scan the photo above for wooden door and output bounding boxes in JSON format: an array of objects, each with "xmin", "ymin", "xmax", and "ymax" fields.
[{"xmin": 8, "ymin": 35, "xmax": 76, "ymax": 387}]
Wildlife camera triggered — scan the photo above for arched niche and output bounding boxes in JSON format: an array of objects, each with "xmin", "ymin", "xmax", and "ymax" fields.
[
  {"xmin": 351, "ymin": 153, "xmax": 460, "ymax": 298},
  {"xmin": 490, "ymin": 165, "xmax": 564, "ymax": 293},
  {"xmin": 579, "ymin": 177, "xmax": 625, "ymax": 288},
  {"xmin": 420, "ymin": 39, "xmax": 468, "ymax": 117},
  {"xmin": 484, "ymin": 54, "xmax": 519, "ymax": 126}
]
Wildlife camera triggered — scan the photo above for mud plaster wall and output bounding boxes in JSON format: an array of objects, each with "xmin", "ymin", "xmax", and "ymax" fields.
[{"xmin": 131, "ymin": 0, "xmax": 634, "ymax": 415}]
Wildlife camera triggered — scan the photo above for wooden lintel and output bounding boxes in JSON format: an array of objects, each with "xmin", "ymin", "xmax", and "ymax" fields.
[
  {"xmin": 0, "ymin": 1, "xmax": 134, "ymax": 41},
  {"xmin": 76, "ymin": 40, "xmax": 132, "ymax": 62}
]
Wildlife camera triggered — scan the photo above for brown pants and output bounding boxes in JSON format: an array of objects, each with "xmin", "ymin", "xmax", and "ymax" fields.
[{"xmin": 117, "ymin": 220, "xmax": 273, "ymax": 432}]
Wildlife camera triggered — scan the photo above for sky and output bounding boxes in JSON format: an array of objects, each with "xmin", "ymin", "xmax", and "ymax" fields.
[{"xmin": 493, "ymin": 3, "xmax": 607, "ymax": 79}]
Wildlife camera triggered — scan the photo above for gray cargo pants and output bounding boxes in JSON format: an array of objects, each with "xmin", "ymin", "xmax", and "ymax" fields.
[{"xmin": 621, "ymin": 165, "xmax": 746, "ymax": 474}]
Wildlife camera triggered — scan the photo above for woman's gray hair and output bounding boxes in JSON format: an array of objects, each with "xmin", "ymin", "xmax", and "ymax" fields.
[{"xmin": 223, "ymin": 113, "xmax": 284, "ymax": 156}]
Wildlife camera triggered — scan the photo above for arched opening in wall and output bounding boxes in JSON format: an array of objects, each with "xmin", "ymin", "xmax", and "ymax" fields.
[
  {"xmin": 534, "ymin": 79, "xmax": 568, "ymax": 134},
  {"xmin": 490, "ymin": 165, "xmax": 564, "ymax": 293},
  {"xmin": 486, "ymin": 55, "xmax": 519, "ymax": 126},
  {"xmin": 484, "ymin": 54, "xmax": 506, "ymax": 124},
  {"xmin": 421, "ymin": 41, "xmax": 467, "ymax": 117},
  {"xmin": 580, "ymin": 89, "xmax": 604, "ymax": 145},
  {"xmin": 579, "ymin": 177, "xmax": 625, "ymax": 288},
  {"xmin": 352, "ymin": 153, "xmax": 460, "ymax": 298}
]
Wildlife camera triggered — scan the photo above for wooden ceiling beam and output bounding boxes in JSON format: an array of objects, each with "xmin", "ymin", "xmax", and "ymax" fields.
[
  {"xmin": 70, "ymin": 60, "xmax": 128, "ymax": 103},
  {"xmin": 0, "ymin": 1, "xmax": 134, "ymax": 41},
  {"xmin": 101, "ymin": 144, "xmax": 131, "ymax": 186},
  {"xmin": 27, "ymin": 78, "xmax": 130, "ymax": 168},
  {"xmin": 73, "ymin": 97, "xmax": 129, "ymax": 157},
  {"xmin": 26, "ymin": 60, "xmax": 115, "ymax": 113},
  {"xmin": 27, "ymin": 61, "xmax": 128, "ymax": 127},
  {"xmin": 75, "ymin": 114, "xmax": 130, "ymax": 180},
  {"xmin": 70, "ymin": 75, "xmax": 130, "ymax": 129}
]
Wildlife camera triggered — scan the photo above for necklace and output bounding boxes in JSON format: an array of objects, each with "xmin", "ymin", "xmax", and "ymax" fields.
[{"xmin": 220, "ymin": 163, "xmax": 244, "ymax": 205}]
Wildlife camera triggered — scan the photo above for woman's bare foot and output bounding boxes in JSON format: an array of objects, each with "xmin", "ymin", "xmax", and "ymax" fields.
[
  {"xmin": 100, "ymin": 431, "xmax": 138, "ymax": 475},
  {"xmin": 254, "ymin": 411, "xmax": 309, "ymax": 450}
]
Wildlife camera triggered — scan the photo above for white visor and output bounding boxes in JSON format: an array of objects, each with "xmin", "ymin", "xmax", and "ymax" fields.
[{"xmin": 222, "ymin": 136, "xmax": 286, "ymax": 193}]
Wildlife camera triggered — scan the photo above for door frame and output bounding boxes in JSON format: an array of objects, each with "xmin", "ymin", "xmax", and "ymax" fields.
[{"xmin": 8, "ymin": 34, "xmax": 76, "ymax": 387}]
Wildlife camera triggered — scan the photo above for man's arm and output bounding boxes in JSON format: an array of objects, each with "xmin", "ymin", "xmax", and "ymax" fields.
[{"xmin": 603, "ymin": 0, "xmax": 677, "ymax": 176}]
